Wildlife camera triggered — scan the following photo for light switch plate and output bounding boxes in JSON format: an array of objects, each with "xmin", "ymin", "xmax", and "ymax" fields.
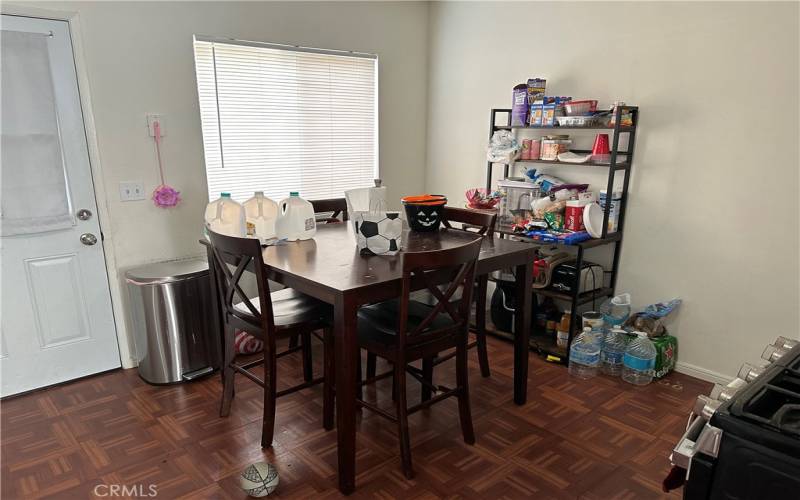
[
  {"xmin": 119, "ymin": 181, "xmax": 146, "ymax": 201},
  {"xmin": 146, "ymin": 114, "xmax": 165, "ymax": 137}
]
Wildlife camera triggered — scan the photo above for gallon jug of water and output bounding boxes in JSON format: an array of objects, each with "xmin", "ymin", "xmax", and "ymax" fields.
[
  {"xmin": 204, "ymin": 193, "xmax": 246, "ymax": 237},
  {"xmin": 601, "ymin": 328, "xmax": 628, "ymax": 377},
  {"xmin": 243, "ymin": 191, "xmax": 278, "ymax": 241},
  {"xmin": 568, "ymin": 327, "xmax": 601, "ymax": 379},
  {"xmin": 622, "ymin": 332, "xmax": 656, "ymax": 386},
  {"xmin": 599, "ymin": 293, "xmax": 631, "ymax": 326},
  {"xmin": 275, "ymin": 192, "xmax": 316, "ymax": 241}
]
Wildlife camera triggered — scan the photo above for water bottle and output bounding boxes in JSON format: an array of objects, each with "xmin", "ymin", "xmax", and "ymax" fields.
[
  {"xmin": 275, "ymin": 192, "xmax": 317, "ymax": 241},
  {"xmin": 622, "ymin": 332, "xmax": 656, "ymax": 385},
  {"xmin": 569, "ymin": 327, "xmax": 601, "ymax": 379},
  {"xmin": 243, "ymin": 191, "xmax": 278, "ymax": 240},
  {"xmin": 599, "ymin": 293, "xmax": 631, "ymax": 327},
  {"xmin": 204, "ymin": 192, "xmax": 246, "ymax": 237},
  {"xmin": 601, "ymin": 328, "xmax": 627, "ymax": 377}
]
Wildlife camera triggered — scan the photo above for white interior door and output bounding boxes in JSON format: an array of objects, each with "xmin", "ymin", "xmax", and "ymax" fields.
[{"xmin": 1, "ymin": 15, "xmax": 120, "ymax": 397}]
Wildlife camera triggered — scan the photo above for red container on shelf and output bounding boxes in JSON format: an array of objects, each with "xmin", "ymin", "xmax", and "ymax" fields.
[{"xmin": 565, "ymin": 200, "xmax": 589, "ymax": 231}]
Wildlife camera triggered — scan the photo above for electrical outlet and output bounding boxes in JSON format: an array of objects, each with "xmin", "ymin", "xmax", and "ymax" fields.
[
  {"xmin": 146, "ymin": 114, "xmax": 165, "ymax": 137},
  {"xmin": 119, "ymin": 181, "xmax": 146, "ymax": 201}
]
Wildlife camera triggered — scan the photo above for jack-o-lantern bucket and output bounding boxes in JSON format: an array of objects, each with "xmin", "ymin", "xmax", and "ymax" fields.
[{"xmin": 401, "ymin": 195, "xmax": 447, "ymax": 232}]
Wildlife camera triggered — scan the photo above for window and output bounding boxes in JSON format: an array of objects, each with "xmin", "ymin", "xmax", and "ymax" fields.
[{"xmin": 193, "ymin": 37, "xmax": 378, "ymax": 202}]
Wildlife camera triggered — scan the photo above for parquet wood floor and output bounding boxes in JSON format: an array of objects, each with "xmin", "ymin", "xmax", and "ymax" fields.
[{"xmin": 1, "ymin": 335, "xmax": 710, "ymax": 499}]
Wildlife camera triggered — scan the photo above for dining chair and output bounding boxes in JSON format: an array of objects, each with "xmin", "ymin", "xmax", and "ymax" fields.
[
  {"xmin": 365, "ymin": 207, "xmax": 497, "ymax": 387},
  {"xmin": 311, "ymin": 198, "xmax": 348, "ymax": 224},
  {"xmin": 207, "ymin": 230, "xmax": 335, "ymax": 448},
  {"xmin": 356, "ymin": 238, "xmax": 482, "ymax": 479}
]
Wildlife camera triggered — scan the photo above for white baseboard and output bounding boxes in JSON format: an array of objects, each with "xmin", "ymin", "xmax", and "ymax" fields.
[{"xmin": 674, "ymin": 361, "xmax": 732, "ymax": 385}]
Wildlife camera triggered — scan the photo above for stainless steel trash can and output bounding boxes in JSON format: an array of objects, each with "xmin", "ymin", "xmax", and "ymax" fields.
[{"xmin": 125, "ymin": 258, "xmax": 219, "ymax": 384}]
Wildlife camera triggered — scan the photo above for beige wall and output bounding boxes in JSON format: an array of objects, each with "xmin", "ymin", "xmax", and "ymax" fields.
[
  {"xmin": 426, "ymin": 1, "xmax": 800, "ymax": 380},
  {"xmin": 7, "ymin": 1, "xmax": 428, "ymax": 366},
  {"xmin": 6, "ymin": 1, "xmax": 798, "ymax": 380}
]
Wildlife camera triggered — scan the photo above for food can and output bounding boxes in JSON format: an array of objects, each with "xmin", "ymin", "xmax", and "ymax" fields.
[{"xmin": 582, "ymin": 311, "xmax": 604, "ymax": 330}]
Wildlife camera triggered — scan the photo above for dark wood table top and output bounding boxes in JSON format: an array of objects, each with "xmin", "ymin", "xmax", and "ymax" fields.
[{"xmin": 260, "ymin": 224, "xmax": 536, "ymax": 301}]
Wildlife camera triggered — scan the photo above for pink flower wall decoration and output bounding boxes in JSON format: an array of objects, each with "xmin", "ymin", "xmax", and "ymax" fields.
[{"xmin": 152, "ymin": 184, "xmax": 181, "ymax": 208}]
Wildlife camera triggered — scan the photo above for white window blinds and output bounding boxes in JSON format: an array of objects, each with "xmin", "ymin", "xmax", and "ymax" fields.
[{"xmin": 193, "ymin": 38, "xmax": 378, "ymax": 202}]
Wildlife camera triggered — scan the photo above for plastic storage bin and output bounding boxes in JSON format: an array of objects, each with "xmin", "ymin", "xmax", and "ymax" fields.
[
  {"xmin": 126, "ymin": 258, "xmax": 218, "ymax": 384},
  {"xmin": 497, "ymin": 179, "xmax": 541, "ymax": 225}
]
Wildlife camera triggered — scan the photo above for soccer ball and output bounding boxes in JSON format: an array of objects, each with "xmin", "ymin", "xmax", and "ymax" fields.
[
  {"xmin": 356, "ymin": 212, "xmax": 403, "ymax": 255},
  {"xmin": 239, "ymin": 462, "xmax": 279, "ymax": 497}
]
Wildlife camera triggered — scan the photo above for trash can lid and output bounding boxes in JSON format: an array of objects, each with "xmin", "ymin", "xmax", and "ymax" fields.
[{"xmin": 125, "ymin": 258, "xmax": 209, "ymax": 285}]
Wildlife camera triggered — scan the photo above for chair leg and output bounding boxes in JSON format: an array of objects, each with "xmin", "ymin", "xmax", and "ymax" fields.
[
  {"xmin": 421, "ymin": 357, "xmax": 433, "ymax": 403},
  {"xmin": 366, "ymin": 352, "xmax": 377, "ymax": 380},
  {"xmin": 261, "ymin": 338, "xmax": 278, "ymax": 448},
  {"xmin": 301, "ymin": 331, "xmax": 313, "ymax": 383},
  {"xmin": 391, "ymin": 362, "xmax": 397, "ymax": 402},
  {"xmin": 323, "ymin": 328, "xmax": 335, "ymax": 431},
  {"xmin": 475, "ymin": 277, "xmax": 491, "ymax": 378},
  {"xmin": 219, "ymin": 325, "xmax": 236, "ymax": 417},
  {"xmin": 455, "ymin": 335, "xmax": 476, "ymax": 445},
  {"xmin": 288, "ymin": 333, "xmax": 299, "ymax": 349},
  {"xmin": 395, "ymin": 361, "xmax": 414, "ymax": 479},
  {"xmin": 356, "ymin": 353, "xmax": 363, "ymax": 402}
]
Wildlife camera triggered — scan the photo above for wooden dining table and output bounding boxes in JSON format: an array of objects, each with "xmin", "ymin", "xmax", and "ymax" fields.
[{"xmin": 256, "ymin": 223, "xmax": 536, "ymax": 494}]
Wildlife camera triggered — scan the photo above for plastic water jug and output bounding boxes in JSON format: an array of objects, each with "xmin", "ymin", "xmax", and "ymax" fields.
[
  {"xmin": 601, "ymin": 328, "xmax": 628, "ymax": 377},
  {"xmin": 243, "ymin": 191, "xmax": 278, "ymax": 241},
  {"xmin": 568, "ymin": 327, "xmax": 601, "ymax": 379},
  {"xmin": 204, "ymin": 193, "xmax": 246, "ymax": 237},
  {"xmin": 599, "ymin": 293, "xmax": 631, "ymax": 326},
  {"xmin": 622, "ymin": 332, "xmax": 656, "ymax": 386},
  {"xmin": 275, "ymin": 192, "xmax": 316, "ymax": 241}
]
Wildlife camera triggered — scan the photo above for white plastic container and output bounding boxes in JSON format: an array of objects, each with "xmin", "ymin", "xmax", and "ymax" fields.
[
  {"xmin": 275, "ymin": 192, "xmax": 316, "ymax": 241},
  {"xmin": 599, "ymin": 189, "xmax": 622, "ymax": 233},
  {"xmin": 204, "ymin": 193, "xmax": 246, "ymax": 237},
  {"xmin": 243, "ymin": 191, "xmax": 278, "ymax": 241}
]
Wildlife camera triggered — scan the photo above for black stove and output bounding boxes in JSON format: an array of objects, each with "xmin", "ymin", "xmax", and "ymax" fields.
[{"xmin": 678, "ymin": 342, "xmax": 800, "ymax": 500}]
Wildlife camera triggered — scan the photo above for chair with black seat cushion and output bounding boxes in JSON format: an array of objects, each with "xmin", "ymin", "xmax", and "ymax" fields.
[
  {"xmin": 310, "ymin": 198, "xmax": 348, "ymax": 224},
  {"xmin": 366, "ymin": 206, "xmax": 497, "ymax": 387},
  {"xmin": 357, "ymin": 238, "xmax": 482, "ymax": 479},
  {"xmin": 207, "ymin": 230, "xmax": 335, "ymax": 448}
]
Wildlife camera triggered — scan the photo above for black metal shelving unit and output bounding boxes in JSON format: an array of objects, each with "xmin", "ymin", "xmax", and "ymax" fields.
[{"xmin": 486, "ymin": 106, "xmax": 639, "ymax": 361}]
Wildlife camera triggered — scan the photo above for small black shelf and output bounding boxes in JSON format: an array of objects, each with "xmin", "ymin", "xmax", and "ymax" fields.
[
  {"xmin": 494, "ymin": 124, "xmax": 634, "ymax": 132},
  {"xmin": 534, "ymin": 286, "xmax": 614, "ymax": 305},
  {"xmin": 481, "ymin": 321, "xmax": 569, "ymax": 363},
  {"xmin": 512, "ymin": 157, "xmax": 630, "ymax": 170},
  {"xmin": 495, "ymin": 225, "xmax": 622, "ymax": 248}
]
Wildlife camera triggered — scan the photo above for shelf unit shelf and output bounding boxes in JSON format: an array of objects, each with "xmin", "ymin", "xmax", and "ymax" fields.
[
  {"xmin": 512, "ymin": 157, "xmax": 630, "ymax": 170},
  {"xmin": 485, "ymin": 105, "xmax": 639, "ymax": 363},
  {"xmin": 494, "ymin": 124, "xmax": 634, "ymax": 132}
]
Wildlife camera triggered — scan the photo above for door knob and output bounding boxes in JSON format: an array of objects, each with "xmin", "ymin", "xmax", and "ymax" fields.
[
  {"xmin": 80, "ymin": 233, "xmax": 97, "ymax": 246},
  {"xmin": 76, "ymin": 209, "xmax": 92, "ymax": 221}
]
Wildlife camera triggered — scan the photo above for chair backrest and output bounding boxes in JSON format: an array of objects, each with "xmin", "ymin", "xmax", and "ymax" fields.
[
  {"xmin": 396, "ymin": 238, "xmax": 482, "ymax": 350},
  {"xmin": 311, "ymin": 198, "xmax": 348, "ymax": 223},
  {"xmin": 441, "ymin": 207, "xmax": 497, "ymax": 237},
  {"xmin": 206, "ymin": 230, "xmax": 274, "ymax": 339}
]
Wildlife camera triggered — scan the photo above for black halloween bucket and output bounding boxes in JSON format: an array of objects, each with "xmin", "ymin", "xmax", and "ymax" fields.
[{"xmin": 401, "ymin": 195, "xmax": 447, "ymax": 232}]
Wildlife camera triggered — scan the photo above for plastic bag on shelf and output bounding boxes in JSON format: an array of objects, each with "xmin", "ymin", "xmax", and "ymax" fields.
[{"xmin": 487, "ymin": 130, "xmax": 520, "ymax": 163}]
